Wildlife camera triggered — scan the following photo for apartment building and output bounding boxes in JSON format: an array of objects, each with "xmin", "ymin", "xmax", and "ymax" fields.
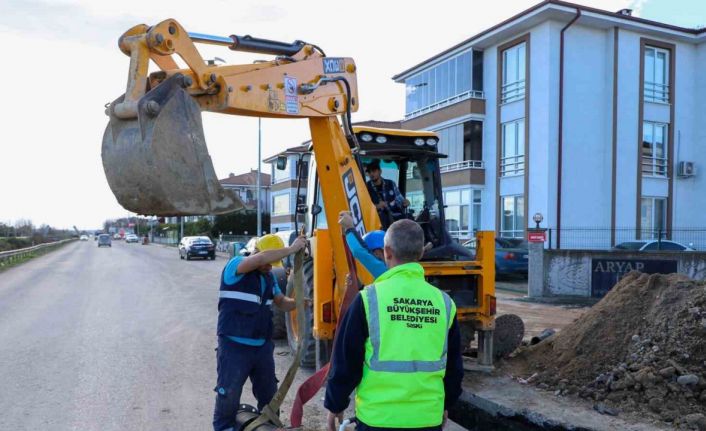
[
  {"xmin": 393, "ymin": 0, "xmax": 706, "ymax": 248},
  {"xmin": 263, "ymin": 145, "xmax": 309, "ymax": 233},
  {"xmin": 164, "ymin": 170, "xmax": 270, "ymax": 224}
]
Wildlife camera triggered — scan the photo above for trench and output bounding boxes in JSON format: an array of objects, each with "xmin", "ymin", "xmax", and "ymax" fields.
[{"xmin": 448, "ymin": 393, "xmax": 595, "ymax": 431}]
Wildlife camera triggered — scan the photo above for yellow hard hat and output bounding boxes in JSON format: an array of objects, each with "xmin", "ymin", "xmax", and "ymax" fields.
[{"xmin": 255, "ymin": 234, "xmax": 285, "ymax": 267}]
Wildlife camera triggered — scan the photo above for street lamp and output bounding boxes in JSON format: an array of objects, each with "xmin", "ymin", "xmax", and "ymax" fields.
[{"xmin": 533, "ymin": 212, "xmax": 544, "ymax": 229}]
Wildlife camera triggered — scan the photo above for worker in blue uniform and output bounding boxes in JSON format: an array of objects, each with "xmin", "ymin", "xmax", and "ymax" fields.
[
  {"xmin": 339, "ymin": 211, "xmax": 387, "ymax": 279},
  {"xmin": 339, "ymin": 211, "xmax": 433, "ymax": 281},
  {"xmin": 213, "ymin": 233, "xmax": 306, "ymax": 431}
]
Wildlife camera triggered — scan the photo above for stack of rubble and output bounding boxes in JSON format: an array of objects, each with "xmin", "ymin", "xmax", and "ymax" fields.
[{"xmin": 510, "ymin": 272, "xmax": 706, "ymax": 428}]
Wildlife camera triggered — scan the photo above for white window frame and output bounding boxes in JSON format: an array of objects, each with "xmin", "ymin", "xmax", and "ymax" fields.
[
  {"xmin": 500, "ymin": 195, "xmax": 524, "ymax": 238},
  {"xmin": 501, "ymin": 42, "xmax": 526, "ymax": 104},
  {"xmin": 642, "ymin": 121, "xmax": 668, "ymax": 177},
  {"xmin": 272, "ymin": 193, "xmax": 290, "ymax": 217},
  {"xmin": 641, "ymin": 196, "xmax": 667, "ymax": 239},
  {"xmin": 443, "ymin": 188, "xmax": 482, "ymax": 240},
  {"xmin": 404, "ymin": 51, "xmax": 483, "ymax": 119},
  {"xmin": 500, "ymin": 119, "xmax": 525, "ymax": 177},
  {"xmin": 643, "ymin": 46, "xmax": 670, "ymax": 104}
]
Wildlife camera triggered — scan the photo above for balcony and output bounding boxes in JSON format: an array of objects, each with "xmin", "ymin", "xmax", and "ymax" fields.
[
  {"xmin": 439, "ymin": 160, "xmax": 485, "ymax": 187},
  {"xmin": 404, "ymin": 90, "xmax": 485, "ymax": 121}
]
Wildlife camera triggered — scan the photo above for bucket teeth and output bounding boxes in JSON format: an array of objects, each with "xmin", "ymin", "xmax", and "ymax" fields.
[{"xmin": 102, "ymin": 75, "xmax": 244, "ymax": 216}]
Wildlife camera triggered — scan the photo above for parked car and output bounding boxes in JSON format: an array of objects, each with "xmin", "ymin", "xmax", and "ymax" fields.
[
  {"xmin": 79, "ymin": 235, "xmax": 89, "ymax": 241},
  {"xmin": 179, "ymin": 236, "xmax": 216, "ymax": 260},
  {"xmin": 463, "ymin": 237, "xmax": 529, "ymax": 277},
  {"xmin": 113, "ymin": 233, "xmax": 122, "ymax": 240},
  {"xmin": 614, "ymin": 240, "xmax": 695, "ymax": 252},
  {"xmin": 125, "ymin": 234, "xmax": 139, "ymax": 243},
  {"xmin": 97, "ymin": 234, "xmax": 112, "ymax": 247}
]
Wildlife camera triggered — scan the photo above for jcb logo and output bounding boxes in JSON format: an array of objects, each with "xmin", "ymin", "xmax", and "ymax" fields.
[
  {"xmin": 343, "ymin": 168, "xmax": 366, "ymax": 237},
  {"xmin": 323, "ymin": 58, "xmax": 346, "ymax": 74}
]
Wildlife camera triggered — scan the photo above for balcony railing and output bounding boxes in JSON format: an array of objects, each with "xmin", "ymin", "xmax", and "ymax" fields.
[
  {"xmin": 501, "ymin": 80, "xmax": 525, "ymax": 104},
  {"xmin": 642, "ymin": 156, "xmax": 668, "ymax": 177},
  {"xmin": 644, "ymin": 81, "xmax": 670, "ymax": 104},
  {"xmin": 439, "ymin": 160, "xmax": 484, "ymax": 173},
  {"xmin": 404, "ymin": 90, "xmax": 485, "ymax": 120},
  {"xmin": 500, "ymin": 155, "xmax": 525, "ymax": 176}
]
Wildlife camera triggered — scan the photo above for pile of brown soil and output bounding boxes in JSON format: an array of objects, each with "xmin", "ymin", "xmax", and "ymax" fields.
[{"xmin": 507, "ymin": 272, "xmax": 706, "ymax": 428}]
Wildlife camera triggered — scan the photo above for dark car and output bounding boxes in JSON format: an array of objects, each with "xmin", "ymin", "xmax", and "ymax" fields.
[
  {"xmin": 97, "ymin": 234, "xmax": 112, "ymax": 247},
  {"xmin": 179, "ymin": 236, "xmax": 216, "ymax": 260},
  {"xmin": 614, "ymin": 240, "xmax": 695, "ymax": 252},
  {"xmin": 463, "ymin": 237, "xmax": 528, "ymax": 277}
]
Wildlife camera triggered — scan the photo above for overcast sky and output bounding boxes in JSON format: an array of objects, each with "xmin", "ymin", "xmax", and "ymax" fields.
[{"xmin": 0, "ymin": 0, "xmax": 702, "ymax": 229}]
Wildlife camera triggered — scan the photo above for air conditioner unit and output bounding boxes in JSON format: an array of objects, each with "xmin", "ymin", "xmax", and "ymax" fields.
[{"xmin": 678, "ymin": 161, "xmax": 695, "ymax": 177}]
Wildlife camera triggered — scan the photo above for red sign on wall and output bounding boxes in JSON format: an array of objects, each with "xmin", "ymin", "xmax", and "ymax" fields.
[{"xmin": 527, "ymin": 231, "xmax": 546, "ymax": 243}]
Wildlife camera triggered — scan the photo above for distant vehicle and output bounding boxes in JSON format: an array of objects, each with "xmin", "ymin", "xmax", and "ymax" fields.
[
  {"xmin": 179, "ymin": 236, "xmax": 215, "ymax": 260},
  {"xmin": 113, "ymin": 233, "xmax": 122, "ymax": 240},
  {"xmin": 240, "ymin": 237, "xmax": 258, "ymax": 256},
  {"xmin": 79, "ymin": 235, "xmax": 89, "ymax": 241},
  {"xmin": 98, "ymin": 234, "xmax": 112, "ymax": 247},
  {"xmin": 614, "ymin": 240, "xmax": 695, "ymax": 252},
  {"xmin": 125, "ymin": 234, "xmax": 139, "ymax": 243},
  {"xmin": 463, "ymin": 237, "xmax": 529, "ymax": 277}
]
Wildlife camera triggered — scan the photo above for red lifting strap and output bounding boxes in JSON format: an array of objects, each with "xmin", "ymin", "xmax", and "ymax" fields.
[{"xmin": 290, "ymin": 234, "xmax": 361, "ymax": 428}]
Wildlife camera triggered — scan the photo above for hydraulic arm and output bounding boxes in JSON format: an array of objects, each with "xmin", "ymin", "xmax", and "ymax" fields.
[{"xmin": 102, "ymin": 18, "xmax": 377, "ymax": 314}]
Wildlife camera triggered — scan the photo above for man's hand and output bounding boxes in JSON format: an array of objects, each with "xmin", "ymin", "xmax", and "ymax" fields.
[
  {"xmin": 326, "ymin": 411, "xmax": 344, "ymax": 431},
  {"xmin": 376, "ymin": 201, "xmax": 388, "ymax": 210},
  {"xmin": 402, "ymin": 198, "xmax": 410, "ymax": 207},
  {"xmin": 338, "ymin": 211, "xmax": 355, "ymax": 231},
  {"xmin": 289, "ymin": 235, "xmax": 307, "ymax": 253}
]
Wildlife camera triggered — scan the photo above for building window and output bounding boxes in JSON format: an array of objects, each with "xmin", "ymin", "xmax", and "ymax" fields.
[
  {"xmin": 501, "ymin": 42, "xmax": 526, "ymax": 104},
  {"xmin": 405, "ymin": 50, "xmax": 481, "ymax": 117},
  {"xmin": 435, "ymin": 120, "xmax": 483, "ymax": 169},
  {"xmin": 644, "ymin": 46, "xmax": 670, "ymax": 103},
  {"xmin": 641, "ymin": 197, "xmax": 666, "ymax": 239},
  {"xmin": 445, "ymin": 189, "xmax": 469, "ymax": 239},
  {"xmin": 272, "ymin": 194, "xmax": 290, "ymax": 216},
  {"xmin": 500, "ymin": 195, "xmax": 524, "ymax": 238},
  {"xmin": 472, "ymin": 189, "xmax": 482, "ymax": 233},
  {"xmin": 501, "ymin": 119, "xmax": 525, "ymax": 176},
  {"xmin": 642, "ymin": 122, "xmax": 668, "ymax": 177}
]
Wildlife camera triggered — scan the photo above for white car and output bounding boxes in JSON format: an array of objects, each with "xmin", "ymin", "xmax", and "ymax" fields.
[
  {"xmin": 614, "ymin": 240, "xmax": 695, "ymax": 252},
  {"xmin": 79, "ymin": 235, "xmax": 89, "ymax": 241},
  {"xmin": 125, "ymin": 234, "xmax": 139, "ymax": 243}
]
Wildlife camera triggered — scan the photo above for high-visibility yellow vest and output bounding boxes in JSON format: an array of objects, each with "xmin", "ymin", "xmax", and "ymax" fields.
[{"xmin": 356, "ymin": 262, "xmax": 456, "ymax": 428}]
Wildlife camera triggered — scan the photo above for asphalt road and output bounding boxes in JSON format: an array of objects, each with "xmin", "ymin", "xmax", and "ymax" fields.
[{"xmin": 0, "ymin": 240, "xmax": 337, "ymax": 431}]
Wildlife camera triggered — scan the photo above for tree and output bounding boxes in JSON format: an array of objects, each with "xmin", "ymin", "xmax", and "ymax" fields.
[{"xmin": 212, "ymin": 211, "xmax": 269, "ymax": 237}]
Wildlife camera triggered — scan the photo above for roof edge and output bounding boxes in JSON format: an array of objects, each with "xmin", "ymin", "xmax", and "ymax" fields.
[{"xmin": 392, "ymin": 0, "xmax": 705, "ymax": 82}]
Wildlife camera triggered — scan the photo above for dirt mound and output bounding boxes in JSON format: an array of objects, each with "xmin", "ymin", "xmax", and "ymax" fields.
[{"xmin": 508, "ymin": 272, "xmax": 706, "ymax": 428}]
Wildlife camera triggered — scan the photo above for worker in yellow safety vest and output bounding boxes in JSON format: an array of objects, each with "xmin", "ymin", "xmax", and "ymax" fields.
[{"xmin": 324, "ymin": 219, "xmax": 464, "ymax": 431}]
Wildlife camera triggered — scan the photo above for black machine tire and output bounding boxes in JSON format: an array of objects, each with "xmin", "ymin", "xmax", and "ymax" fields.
[
  {"xmin": 493, "ymin": 313, "xmax": 525, "ymax": 359},
  {"xmin": 284, "ymin": 258, "xmax": 317, "ymax": 368},
  {"xmin": 458, "ymin": 314, "xmax": 525, "ymax": 359}
]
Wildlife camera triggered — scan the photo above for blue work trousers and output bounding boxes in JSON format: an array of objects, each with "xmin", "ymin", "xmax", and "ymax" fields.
[{"xmin": 212, "ymin": 336, "xmax": 277, "ymax": 431}]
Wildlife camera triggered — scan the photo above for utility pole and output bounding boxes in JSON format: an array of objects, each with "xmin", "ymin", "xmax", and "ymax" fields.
[{"xmin": 257, "ymin": 117, "xmax": 262, "ymax": 237}]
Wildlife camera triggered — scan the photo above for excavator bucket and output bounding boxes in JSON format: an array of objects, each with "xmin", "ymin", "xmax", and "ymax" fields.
[{"xmin": 102, "ymin": 74, "xmax": 244, "ymax": 216}]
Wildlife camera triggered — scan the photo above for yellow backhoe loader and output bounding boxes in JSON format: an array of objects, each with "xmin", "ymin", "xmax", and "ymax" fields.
[{"xmin": 101, "ymin": 20, "xmax": 523, "ymax": 377}]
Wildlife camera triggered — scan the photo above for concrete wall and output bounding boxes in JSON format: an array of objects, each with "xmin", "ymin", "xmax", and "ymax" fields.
[{"xmin": 542, "ymin": 249, "xmax": 706, "ymax": 297}]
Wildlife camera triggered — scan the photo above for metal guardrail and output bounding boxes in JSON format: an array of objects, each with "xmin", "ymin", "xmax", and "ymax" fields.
[
  {"xmin": 0, "ymin": 239, "xmax": 75, "ymax": 267},
  {"xmin": 404, "ymin": 90, "xmax": 485, "ymax": 120},
  {"xmin": 439, "ymin": 160, "xmax": 484, "ymax": 172}
]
